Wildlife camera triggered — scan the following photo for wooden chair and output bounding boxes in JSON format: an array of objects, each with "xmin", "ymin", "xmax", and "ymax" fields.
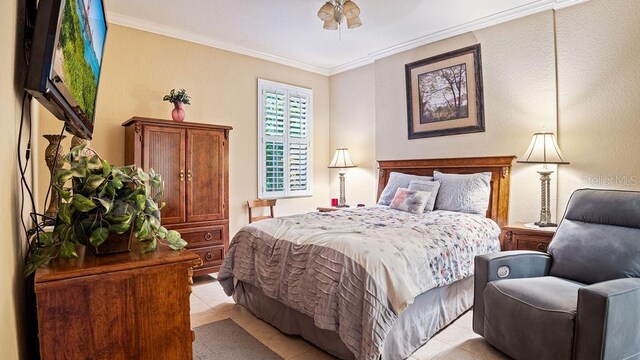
[{"xmin": 247, "ymin": 199, "xmax": 277, "ymax": 223}]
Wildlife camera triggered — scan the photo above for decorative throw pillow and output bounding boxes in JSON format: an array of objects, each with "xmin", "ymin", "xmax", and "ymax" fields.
[
  {"xmin": 378, "ymin": 172, "xmax": 434, "ymax": 206},
  {"xmin": 389, "ymin": 188, "xmax": 431, "ymax": 214},
  {"xmin": 408, "ymin": 180, "xmax": 441, "ymax": 212},
  {"xmin": 433, "ymin": 171, "xmax": 492, "ymax": 215}
]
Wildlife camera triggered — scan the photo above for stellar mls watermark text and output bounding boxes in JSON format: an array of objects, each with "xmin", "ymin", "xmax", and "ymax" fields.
[{"xmin": 582, "ymin": 175, "xmax": 639, "ymax": 186}]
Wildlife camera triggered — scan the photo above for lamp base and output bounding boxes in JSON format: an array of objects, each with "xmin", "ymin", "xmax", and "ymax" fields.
[
  {"xmin": 534, "ymin": 221, "xmax": 557, "ymax": 228},
  {"xmin": 336, "ymin": 204, "xmax": 350, "ymax": 208}
]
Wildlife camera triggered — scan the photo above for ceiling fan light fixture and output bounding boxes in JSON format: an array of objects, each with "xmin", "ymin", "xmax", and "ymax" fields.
[
  {"xmin": 343, "ymin": 1, "xmax": 360, "ymax": 19},
  {"xmin": 323, "ymin": 18, "xmax": 339, "ymax": 30},
  {"xmin": 317, "ymin": 2, "xmax": 335, "ymax": 22},
  {"xmin": 347, "ymin": 15, "xmax": 362, "ymax": 29}
]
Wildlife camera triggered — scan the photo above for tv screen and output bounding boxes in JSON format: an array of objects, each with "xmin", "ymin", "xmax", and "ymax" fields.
[{"xmin": 25, "ymin": 0, "xmax": 107, "ymax": 140}]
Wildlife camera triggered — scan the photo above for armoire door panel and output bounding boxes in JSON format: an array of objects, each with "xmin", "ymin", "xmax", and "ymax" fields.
[
  {"xmin": 186, "ymin": 129, "xmax": 225, "ymax": 222},
  {"xmin": 143, "ymin": 126, "xmax": 186, "ymax": 224}
]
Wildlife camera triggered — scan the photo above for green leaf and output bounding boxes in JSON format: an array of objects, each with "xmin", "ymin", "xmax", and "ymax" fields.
[
  {"xmin": 36, "ymin": 232, "xmax": 54, "ymax": 246},
  {"xmin": 72, "ymin": 194, "xmax": 97, "ymax": 212},
  {"xmin": 70, "ymin": 158, "xmax": 88, "ymax": 178},
  {"xmin": 59, "ymin": 241, "xmax": 78, "ymax": 258},
  {"xmin": 106, "ymin": 213, "xmax": 132, "ymax": 224},
  {"xmin": 55, "ymin": 169, "xmax": 74, "ymax": 185},
  {"xmin": 89, "ymin": 227, "xmax": 109, "ymax": 247},
  {"xmin": 102, "ymin": 160, "xmax": 112, "ymax": 176},
  {"xmin": 55, "ymin": 223, "xmax": 76, "ymax": 243},
  {"xmin": 56, "ymin": 185, "xmax": 71, "ymax": 202},
  {"xmin": 87, "ymin": 155, "xmax": 103, "ymax": 170},
  {"xmin": 58, "ymin": 203, "xmax": 74, "ymax": 225},
  {"xmin": 136, "ymin": 167, "xmax": 149, "ymax": 182},
  {"xmin": 108, "ymin": 222, "xmax": 130, "ymax": 235},
  {"xmin": 158, "ymin": 226, "xmax": 168, "ymax": 238},
  {"xmin": 165, "ymin": 230, "xmax": 187, "ymax": 250},
  {"xmin": 83, "ymin": 175, "xmax": 105, "ymax": 193},
  {"xmin": 136, "ymin": 218, "xmax": 151, "ymax": 239},
  {"xmin": 110, "ymin": 178, "xmax": 123, "ymax": 190},
  {"xmin": 134, "ymin": 194, "xmax": 146, "ymax": 211},
  {"xmin": 142, "ymin": 238, "xmax": 157, "ymax": 253},
  {"xmin": 148, "ymin": 214, "xmax": 160, "ymax": 229},
  {"xmin": 95, "ymin": 197, "xmax": 113, "ymax": 213}
]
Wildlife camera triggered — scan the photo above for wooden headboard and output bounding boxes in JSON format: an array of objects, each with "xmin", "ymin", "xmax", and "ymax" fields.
[{"xmin": 377, "ymin": 156, "xmax": 516, "ymax": 228}]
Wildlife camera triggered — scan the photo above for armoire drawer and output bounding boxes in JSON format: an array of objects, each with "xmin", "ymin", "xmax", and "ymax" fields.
[
  {"xmin": 191, "ymin": 245, "xmax": 224, "ymax": 269},
  {"xmin": 179, "ymin": 226, "xmax": 225, "ymax": 248}
]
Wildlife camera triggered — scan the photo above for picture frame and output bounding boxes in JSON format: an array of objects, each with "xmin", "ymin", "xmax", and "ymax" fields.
[{"xmin": 405, "ymin": 44, "xmax": 485, "ymax": 139}]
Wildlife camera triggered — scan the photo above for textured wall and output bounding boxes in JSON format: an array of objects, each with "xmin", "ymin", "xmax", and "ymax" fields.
[
  {"xmin": 556, "ymin": 0, "xmax": 640, "ymax": 214},
  {"xmin": 329, "ymin": 64, "xmax": 377, "ymax": 206},
  {"xmin": 0, "ymin": 0, "xmax": 28, "ymax": 357},
  {"xmin": 38, "ymin": 24, "xmax": 332, "ymax": 236}
]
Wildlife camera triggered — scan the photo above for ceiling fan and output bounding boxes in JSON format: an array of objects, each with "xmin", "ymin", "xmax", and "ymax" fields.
[{"xmin": 317, "ymin": 0, "xmax": 363, "ymax": 30}]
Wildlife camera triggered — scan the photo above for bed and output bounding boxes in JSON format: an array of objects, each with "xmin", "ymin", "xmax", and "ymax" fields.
[{"xmin": 219, "ymin": 156, "xmax": 515, "ymax": 360}]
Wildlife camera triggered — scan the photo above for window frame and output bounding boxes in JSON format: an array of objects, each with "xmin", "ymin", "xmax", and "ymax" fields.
[{"xmin": 258, "ymin": 79, "xmax": 313, "ymax": 199}]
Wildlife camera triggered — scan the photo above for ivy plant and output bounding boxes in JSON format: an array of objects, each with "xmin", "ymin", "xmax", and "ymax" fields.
[
  {"xmin": 25, "ymin": 145, "xmax": 187, "ymax": 276},
  {"xmin": 162, "ymin": 88, "xmax": 191, "ymax": 105}
]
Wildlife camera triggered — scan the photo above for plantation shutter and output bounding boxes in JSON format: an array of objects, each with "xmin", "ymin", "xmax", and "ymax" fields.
[{"xmin": 258, "ymin": 80, "xmax": 313, "ymax": 199}]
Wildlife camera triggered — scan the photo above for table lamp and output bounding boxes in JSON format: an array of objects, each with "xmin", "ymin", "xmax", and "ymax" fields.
[
  {"xmin": 328, "ymin": 147, "xmax": 357, "ymax": 207},
  {"xmin": 518, "ymin": 131, "xmax": 569, "ymax": 227}
]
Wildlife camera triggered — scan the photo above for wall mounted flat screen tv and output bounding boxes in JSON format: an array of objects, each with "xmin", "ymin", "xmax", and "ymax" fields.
[{"xmin": 25, "ymin": 0, "xmax": 107, "ymax": 140}]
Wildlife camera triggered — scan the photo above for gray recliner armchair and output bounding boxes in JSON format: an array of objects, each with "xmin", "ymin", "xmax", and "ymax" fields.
[{"xmin": 473, "ymin": 189, "xmax": 640, "ymax": 360}]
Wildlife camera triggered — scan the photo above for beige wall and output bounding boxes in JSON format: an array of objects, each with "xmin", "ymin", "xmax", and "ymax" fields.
[
  {"xmin": 329, "ymin": 64, "xmax": 377, "ymax": 206},
  {"xmin": 1, "ymin": 0, "xmax": 29, "ymax": 358},
  {"xmin": 38, "ymin": 24, "xmax": 331, "ymax": 236},
  {"xmin": 330, "ymin": 0, "xmax": 640, "ymax": 223},
  {"xmin": 556, "ymin": 0, "xmax": 640, "ymax": 214}
]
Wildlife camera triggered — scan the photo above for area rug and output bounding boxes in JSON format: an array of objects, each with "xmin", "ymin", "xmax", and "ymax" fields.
[{"xmin": 193, "ymin": 318, "xmax": 284, "ymax": 360}]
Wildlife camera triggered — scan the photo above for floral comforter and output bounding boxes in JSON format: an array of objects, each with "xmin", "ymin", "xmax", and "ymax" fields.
[{"xmin": 218, "ymin": 207, "xmax": 500, "ymax": 360}]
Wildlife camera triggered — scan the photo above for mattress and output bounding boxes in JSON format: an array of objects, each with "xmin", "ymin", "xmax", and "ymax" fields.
[{"xmin": 219, "ymin": 207, "xmax": 500, "ymax": 359}]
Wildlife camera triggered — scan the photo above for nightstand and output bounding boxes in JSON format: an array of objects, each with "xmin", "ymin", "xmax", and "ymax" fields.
[{"xmin": 501, "ymin": 222, "xmax": 556, "ymax": 252}]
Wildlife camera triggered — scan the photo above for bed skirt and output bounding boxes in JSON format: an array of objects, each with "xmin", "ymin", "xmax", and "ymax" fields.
[{"xmin": 233, "ymin": 276, "xmax": 474, "ymax": 360}]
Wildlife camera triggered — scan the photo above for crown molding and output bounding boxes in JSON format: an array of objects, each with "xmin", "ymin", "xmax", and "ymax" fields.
[
  {"xmin": 107, "ymin": 0, "xmax": 588, "ymax": 78},
  {"xmin": 327, "ymin": 0, "xmax": 589, "ymax": 75},
  {"xmin": 106, "ymin": 12, "xmax": 331, "ymax": 76}
]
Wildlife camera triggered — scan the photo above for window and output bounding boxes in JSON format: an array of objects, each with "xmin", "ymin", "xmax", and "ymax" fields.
[{"xmin": 258, "ymin": 79, "xmax": 313, "ymax": 199}]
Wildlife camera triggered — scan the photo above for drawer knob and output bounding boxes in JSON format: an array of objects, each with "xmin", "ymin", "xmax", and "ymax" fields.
[
  {"xmin": 537, "ymin": 242, "xmax": 548, "ymax": 251},
  {"xmin": 205, "ymin": 252, "xmax": 213, "ymax": 261},
  {"xmin": 204, "ymin": 232, "xmax": 213, "ymax": 241}
]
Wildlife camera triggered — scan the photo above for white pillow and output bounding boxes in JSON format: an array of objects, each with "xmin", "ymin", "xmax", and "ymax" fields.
[
  {"xmin": 408, "ymin": 180, "xmax": 441, "ymax": 212},
  {"xmin": 389, "ymin": 188, "xmax": 431, "ymax": 214},
  {"xmin": 433, "ymin": 171, "xmax": 492, "ymax": 215},
  {"xmin": 378, "ymin": 172, "xmax": 433, "ymax": 206}
]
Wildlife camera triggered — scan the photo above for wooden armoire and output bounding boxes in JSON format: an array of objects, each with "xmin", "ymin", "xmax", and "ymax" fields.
[{"xmin": 123, "ymin": 117, "xmax": 232, "ymax": 276}]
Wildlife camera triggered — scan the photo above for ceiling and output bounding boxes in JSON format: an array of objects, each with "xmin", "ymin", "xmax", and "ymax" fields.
[{"xmin": 104, "ymin": 0, "xmax": 586, "ymax": 75}]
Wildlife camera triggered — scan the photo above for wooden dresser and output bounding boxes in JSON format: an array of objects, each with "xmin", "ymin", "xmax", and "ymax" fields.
[
  {"xmin": 123, "ymin": 117, "xmax": 232, "ymax": 276},
  {"xmin": 34, "ymin": 244, "xmax": 201, "ymax": 360},
  {"xmin": 501, "ymin": 222, "xmax": 556, "ymax": 252}
]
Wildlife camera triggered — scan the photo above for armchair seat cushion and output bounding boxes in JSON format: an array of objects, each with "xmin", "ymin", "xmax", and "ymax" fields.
[{"xmin": 484, "ymin": 276, "xmax": 585, "ymax": 360}]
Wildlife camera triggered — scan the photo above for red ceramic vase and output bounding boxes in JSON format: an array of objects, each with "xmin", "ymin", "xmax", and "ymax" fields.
[{"xmin": 171, "ymin": 101, "xmax": 186, "ymax": 122}]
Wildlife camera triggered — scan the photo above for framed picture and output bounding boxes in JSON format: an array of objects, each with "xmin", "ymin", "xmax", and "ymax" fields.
[{"xmin": 405, "ymin": 44, "xmax": 485, "ymax": 139}]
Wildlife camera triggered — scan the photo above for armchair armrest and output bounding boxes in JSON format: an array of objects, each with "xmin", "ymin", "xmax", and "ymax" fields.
[
  {"xmin": 575, "ymin": 278, "xmax": 640, "ymax": 360},
  {"xmin": 472, "ymin": 251, "xmax": 552, "ymax": 336}
]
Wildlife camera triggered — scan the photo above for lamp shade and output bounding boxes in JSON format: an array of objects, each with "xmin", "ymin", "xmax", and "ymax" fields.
[
  {"xmin": 323, "ymin": 18, "xmax": 339, "ymax": 30},
  {"xmin": 347, "ymin": 15, "xmax": 362, "ymax": 29},
  {"xmin": 328, "ymin": 148, "xmax": 357, "ymax": 168},
  {"xmin": 518, "ymin": 132, "xmax": 569, "ymax": 164},
  {"xmin": 317, "ymin": 2, "xmax": 335, "ymax": 21},
  {"xmin": 343, "ymin": 1, "xmax": 361, "ymax": 19}
]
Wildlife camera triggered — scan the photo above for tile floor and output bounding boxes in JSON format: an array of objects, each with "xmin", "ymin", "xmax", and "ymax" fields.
[{"xmin": 191, "ymin": 275, "xmax": 510, "ymax": 360}]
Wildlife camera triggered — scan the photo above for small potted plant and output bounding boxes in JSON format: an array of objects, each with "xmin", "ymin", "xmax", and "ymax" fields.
[
  {"xmin": 25, "ymin": 145, "xmax": 187, "ymax": 276},
  {"xmin": 163, "ymin": 88, "xmax": 191, "ymax": 122}
]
